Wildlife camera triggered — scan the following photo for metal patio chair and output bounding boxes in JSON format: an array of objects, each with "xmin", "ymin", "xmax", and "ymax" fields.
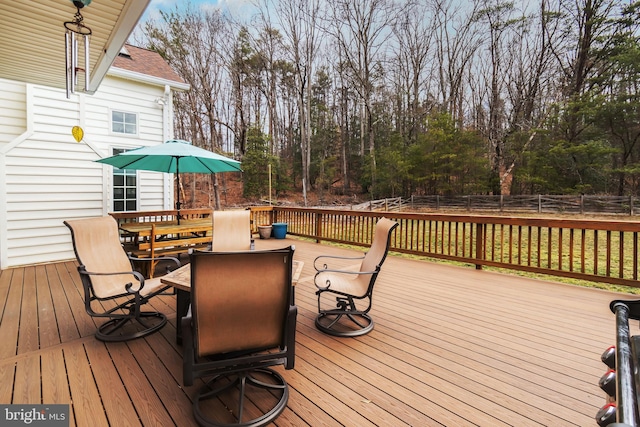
[
  {"xmin": 314, "ymin": 217, "xmax": 398, "ymax": 337},
  {"xmin": 182, "ymin": 247, "xmax": 297, "ymax": 427},
  {"xmin": 64, "ymin": 216, "xmax": 179, "ymax": 342}
]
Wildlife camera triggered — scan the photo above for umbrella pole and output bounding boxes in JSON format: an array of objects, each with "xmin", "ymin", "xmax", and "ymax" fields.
[{"xmin": 176, "ymin": 157, "xmax": 181, "ymax": 225}]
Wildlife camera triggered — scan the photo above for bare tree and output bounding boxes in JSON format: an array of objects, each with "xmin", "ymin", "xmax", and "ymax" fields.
[
  {"xmin": 390, "ymin": 1, "xmax": 437, "ymax": 145},
  {"xmin": 432, "ymin": 0, "xmax": 482, "ymax": 127},
  {"xmin": 144, "ymin": 5, "xmax": 234, "ymax": 209},
  {"xmin": 272, "ymin": 0, "xmax": 323, "ymax": 202},
  {"xmin": 326, "ymin": 0, "xmax": 399, "ymax": 197}
]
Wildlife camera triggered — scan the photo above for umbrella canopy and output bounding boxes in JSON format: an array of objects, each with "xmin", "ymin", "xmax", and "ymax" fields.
[{"xmin": 96, "ymin": 139, "xmax": 242, "ymax": 220}]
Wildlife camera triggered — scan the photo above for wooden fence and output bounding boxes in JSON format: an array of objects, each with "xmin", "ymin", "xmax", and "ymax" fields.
[
  {"xmin": 355, "ymin": 195, "xmax": 640, "ymax": 215},
  {"xmin": 250, "ymin": 206, "xmax": 640, "ymax": 289}
]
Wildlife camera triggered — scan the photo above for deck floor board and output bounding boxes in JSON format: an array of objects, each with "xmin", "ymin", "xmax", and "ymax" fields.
[{"xmin": 0, "ymin": 237, "xmax": 633, "ymax": 426}]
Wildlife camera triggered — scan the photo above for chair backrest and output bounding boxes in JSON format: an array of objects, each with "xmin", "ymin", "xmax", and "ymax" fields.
[
  {"xmin": 360, "ymin": 217, "xmax": 399, "ymax": 276},
  {"xmin": 64, "ymin": 216, "xmax": 134, "ymax": 299},
  {"xmin": 211, "ymin": 210, "xmax": 252, "ymax": 252},
  {"xmin": 190, "ymin": 247, "xmax": 294, "ymax": 357}
]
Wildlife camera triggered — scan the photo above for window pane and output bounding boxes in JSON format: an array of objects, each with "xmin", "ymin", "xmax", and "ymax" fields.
[
  {"xmin": 126, "ymin": 188, "xmax": 136, "ymax": 198},
  {"xmin": 112, "ymin": 111, "xmax": 123, "ymax": 122},
  {"xmin": 114, "ymin": 201, "xmax": 124, "ymax": 211},
  {"xmin": 112, "ymin": 123, "xmax": 124, "ymax": 133},
  {"xmin": 125, "ymin": 175, "xmax": 136, "ymax": 186},
  {"xmin": 126, "ymin": 200, "xmax": 137, "ymax": 211},
  {"xmin": 114, "ymin": 188, "xmax": 124, "ymax": 199},
  {"xmin": 114, "ymin": 174, "xmax": 124, "ymax": 186}
]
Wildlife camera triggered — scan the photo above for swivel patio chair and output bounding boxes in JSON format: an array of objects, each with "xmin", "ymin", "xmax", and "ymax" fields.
[
  {"xmin": 314, "ymin": 217, "xmax": 398, "ymax": 337},
  {"xmin": 182, "ymin": 246, "xmax": 297, "ymax": 427},
  {"xmin": 211, "ymin": 210, "xmax": 254, "ymax": 251},
  {"xmin": 64, "ymin": 216, "xmax": 180, "ymax": 342}
]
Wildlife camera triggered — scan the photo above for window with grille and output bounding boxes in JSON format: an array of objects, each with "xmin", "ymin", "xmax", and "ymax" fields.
[
  {"xmin": 112, "ymin": 148, "xmax": 137, "ymax": 211},
  {"xmin": 111, "ymin": 111, "xmax": 137, "ymax": 135}
]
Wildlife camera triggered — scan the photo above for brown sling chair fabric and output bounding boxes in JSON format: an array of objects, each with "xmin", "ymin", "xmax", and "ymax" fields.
[
  {"xmin": 211, "ymin": 210, "xmax": 253, "ymax": 252},
  {"xmin": 314, "ymin": 217, "xmax": 398, "ymax": 337},
  {"xmin": 182, "ymin": 246, "xmax": 296, "ymax": 427},
  {"xmin": 64, "ymin": 216, "xmax": 179, "ymax": 342}
]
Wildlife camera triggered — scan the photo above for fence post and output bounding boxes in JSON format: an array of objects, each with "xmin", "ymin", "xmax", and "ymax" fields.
[
  {"xmin": 500, "ymin": 195, "xmax": 503, "ymax": 212},
  {"xmin": 538, "ymin": 195, "xmax": 542, "ymax": 213},
  {"xmin": 580, "ymin": 195, "xmax": 584, "ymax": 215},
  {"xmin": 436, "ymin": 195, "xmax": 440, "ymax": 210},
  {"xmin": 631, "ymin": 195, "xmax": 634, "ymax": 216}
]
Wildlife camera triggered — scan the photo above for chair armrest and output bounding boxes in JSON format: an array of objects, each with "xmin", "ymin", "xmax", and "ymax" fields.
[
  {"xmin": 313, "ymin": 254, "xmax": 365, "ymax": 271},
  {"xmin": 313, "ymin": 268, "xmax": 378, "ymax": 291},
  {"xmin": 128, "ymin": 253, "xmax": 181, "ymax": 265},
  {"xmin": 127, "ymin": 253, "xmax": 181, "ymax": 275},
  {"xmin": 78, "ymin": 267, "xmax": 146, "ymax": 294}
]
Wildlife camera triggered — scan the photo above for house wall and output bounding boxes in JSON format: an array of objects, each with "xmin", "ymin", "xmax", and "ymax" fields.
[{"xmin": 0, "ymin": 75, "xmax": 175, "ymax": 269}]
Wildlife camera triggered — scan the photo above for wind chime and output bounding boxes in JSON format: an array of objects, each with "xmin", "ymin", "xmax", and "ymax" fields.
[{"xmin": 64, "ymin": 0, "xmax": 93, "ymax": 98}]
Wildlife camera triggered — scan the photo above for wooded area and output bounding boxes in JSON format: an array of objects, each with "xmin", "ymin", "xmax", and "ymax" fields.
[{"xmin": 137, "ymin": 0, "xmax": 640, "ymax": 206}]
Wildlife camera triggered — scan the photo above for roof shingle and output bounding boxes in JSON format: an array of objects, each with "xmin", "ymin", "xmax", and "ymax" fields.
[{"xmin": 112, "ymin": 44, "xmax": 185, "ymax": 84}]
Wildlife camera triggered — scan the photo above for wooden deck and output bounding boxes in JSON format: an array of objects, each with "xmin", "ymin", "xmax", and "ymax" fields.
[{"xmin": 0, "ymin": 237, "xmax": 632, "ymax": 426}]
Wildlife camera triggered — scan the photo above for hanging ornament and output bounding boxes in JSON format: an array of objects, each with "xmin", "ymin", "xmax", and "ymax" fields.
[
  {"xmin": 64, "ymin": 0, "xmax": 93, "ymax": 98},
  {"xmin": 71, "ymin": 126, "xmax": 84, "ymax": 143}
]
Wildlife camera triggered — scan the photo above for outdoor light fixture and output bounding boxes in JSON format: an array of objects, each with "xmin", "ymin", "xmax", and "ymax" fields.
[{"xmin": 64, "ymin": 0, "xmax": 93, "ymax": 98}]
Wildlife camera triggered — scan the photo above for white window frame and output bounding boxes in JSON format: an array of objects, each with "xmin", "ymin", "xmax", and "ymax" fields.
[
  {"xmin": 110, "ymin": 110, "xmax": 139, "ymax": 136},
  {"xmin": 111, "ymin": 147, "xmax": 139, "ymax": 212}
]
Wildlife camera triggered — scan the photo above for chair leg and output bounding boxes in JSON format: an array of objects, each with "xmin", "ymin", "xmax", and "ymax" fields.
[
  {"xmin": 315, "ymin": 296, "xmax": 374, "ymax": 337},
  {"xmin": 193, "ymin": 368, "xmax": 288, "ymax": 427},
  {"xmin": 95, "ymin": 311, "xmax": 167, "ymax": 342}
]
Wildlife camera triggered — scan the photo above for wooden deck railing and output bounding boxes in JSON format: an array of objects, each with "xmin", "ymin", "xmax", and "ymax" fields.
[{"xmin": 250, "ymin": 206, "xmax": 640, "ymax": 288}]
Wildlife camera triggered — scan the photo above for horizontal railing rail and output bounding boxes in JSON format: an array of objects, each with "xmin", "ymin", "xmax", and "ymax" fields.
[{"xmin": 249, "ymin": 206, "xmax": 640, "ymax": 288}]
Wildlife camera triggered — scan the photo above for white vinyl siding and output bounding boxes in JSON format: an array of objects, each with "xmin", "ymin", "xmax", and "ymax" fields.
[
  {"xmin": 0, "ymin": 79, "xmax": 27, "ymax": 144},
  {"xmin": 0, "ymin": 75, "xmax": 172, "ymax": 268}
]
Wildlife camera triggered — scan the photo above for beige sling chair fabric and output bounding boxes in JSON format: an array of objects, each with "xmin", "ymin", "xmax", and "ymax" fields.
[
  {"xmin": 211, "ymin": 210, "xmax": 253, "ymax": 252},
  {"xmin": 313, "ymin": 217, "xmax": 398, "ymax": 337},
  {"xmin": 64, "ymin": 216, "xmax": 178, "ymax": 341}
]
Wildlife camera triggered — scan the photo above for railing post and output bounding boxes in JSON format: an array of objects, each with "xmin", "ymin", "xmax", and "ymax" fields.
[
  {"xmin": 475, "ymin": 222, "xmax": 484, "ymax": 270},
  {"xmin": 315, "ymin": 212, "xmax": 323, "ymax": 243}
]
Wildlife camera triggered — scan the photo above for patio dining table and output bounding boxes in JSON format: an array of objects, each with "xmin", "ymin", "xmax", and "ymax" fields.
[{"xmin": 162, "ymin": 259, "xmax": 304, "ymax": 344}]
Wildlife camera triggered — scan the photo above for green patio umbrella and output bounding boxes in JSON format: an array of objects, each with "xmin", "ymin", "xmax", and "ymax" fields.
[{"xmin": 96, "ymin": 139, "xmax": 242, "ymax": 222}]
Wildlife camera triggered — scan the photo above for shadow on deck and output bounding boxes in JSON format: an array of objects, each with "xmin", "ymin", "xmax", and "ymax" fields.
[{"xmin": 0, "ymin": 237, "xmax": 632, "ymax": 426}]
